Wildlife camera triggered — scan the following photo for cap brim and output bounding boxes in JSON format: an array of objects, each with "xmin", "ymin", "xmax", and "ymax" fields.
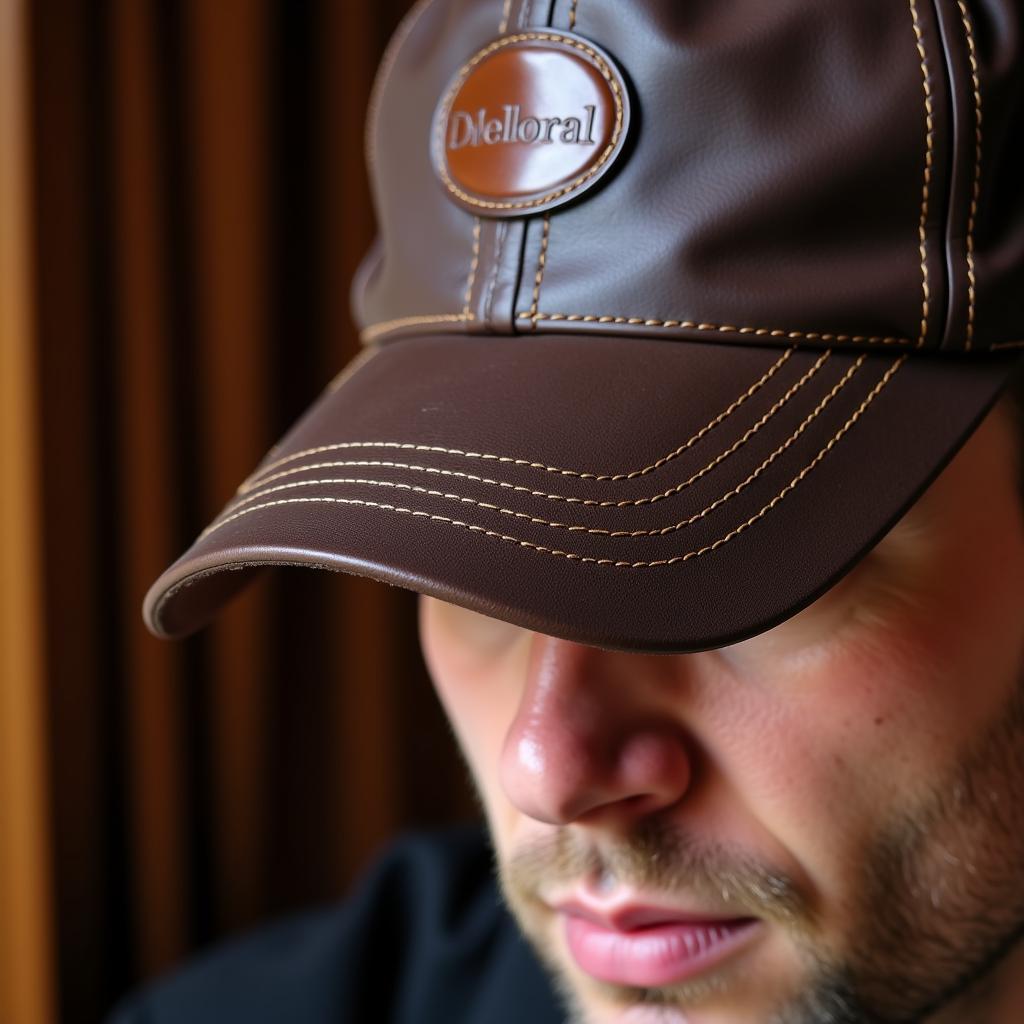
[{"xmin": 144, "ymin": 334, "xmax": 1020, "ymax": 652}]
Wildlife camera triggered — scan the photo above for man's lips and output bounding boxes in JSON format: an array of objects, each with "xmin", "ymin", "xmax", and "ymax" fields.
[{"xmin": 555, "ymin": 899, "xmax": 762, "ymax": 988}]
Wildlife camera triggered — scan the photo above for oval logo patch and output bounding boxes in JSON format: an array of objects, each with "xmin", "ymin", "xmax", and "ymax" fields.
[{"xmin": 432, "ymin": 30, "xmax": 631, "ymax": 217}]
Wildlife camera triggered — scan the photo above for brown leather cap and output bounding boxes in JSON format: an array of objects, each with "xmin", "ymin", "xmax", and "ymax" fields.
[{"xmin": 144, "ymin": 0, "xmax": 1024, "ymax": 652}]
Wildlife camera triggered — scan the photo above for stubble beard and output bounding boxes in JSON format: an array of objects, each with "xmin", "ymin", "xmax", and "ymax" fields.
[{"xmin": 496, "ymin": 669, "xmax": 1024, "ymax": 1024}]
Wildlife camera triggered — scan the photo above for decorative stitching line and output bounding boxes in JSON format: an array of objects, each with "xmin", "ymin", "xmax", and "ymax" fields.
[
  {"xmin": 526, "ymin": 0, "xmax": 582, "ymax": 333},
  {"xmin": 233, "ymin": 351, "xmax": 829, "ymax": 510},
  {"xmin": 237, "ymin": 349, "xmax": 793, "ymax": 493},
  {"xmin": 908, "ymin": 0, "xmax": 933, "ymax": 349},
  {"xmin": 527, "ymin": 216, "xmax": 552, "ymax": 327},
  {"xmin": 462, "ymin": 218, "xmax": 482, "ymax": 317},
  {"xmin": 201, "ymin": 357, "xmax": 906, "ymax": 566},
  {"xmin": 991, "ymin": 340, "xmax": 1024, "ymax": 350},
  {"xmin": 517, "ymin": 311, "xmax": 912, "ymax": 346},
  {"xmin": 361, "ymin": 313, "xmax": 468, "ymax": 343},
  {"xmin": 207, "ymin": 353, "xmax": 853, "ymax": 541},
  {"xmin": 956, "ymin": 0, "xmax": 983, "ymax": 352},
  {"xmin": 484, "ymin": 221, "xmax": 510, "ymax": 324},
  {"xmin": 434, "ymin": 32, "xmax": 625, "ymax": 212}
]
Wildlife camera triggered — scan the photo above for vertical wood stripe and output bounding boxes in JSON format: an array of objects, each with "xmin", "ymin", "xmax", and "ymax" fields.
[
  {"xmin": 187, "ymin": 0, "xmax": 272, "ymax": 934},
  {"xmin": 323, "ymin": 0, "xmax": 402, "ymax": 888},
  {"xmin": 0, "ymin": 0, "xmax": 56, "ymax": 1022},
  {"xmin": 31, "ymin": 2, "xmax": 110, "ymax": 1018},
  {"xmin": 111, "ymin": 0, "xmax": 188, "ymax": 975}
]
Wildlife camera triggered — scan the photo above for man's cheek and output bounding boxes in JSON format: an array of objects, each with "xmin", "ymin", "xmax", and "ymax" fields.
[{"xmin": 707, "ymin": 660, "xmax": 917, "ymax": 881}]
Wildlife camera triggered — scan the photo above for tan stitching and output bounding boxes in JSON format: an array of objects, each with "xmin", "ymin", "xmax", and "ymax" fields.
[
  {"xmin": 519, "ymin": 311, "xmax": 912, "ymax": 346},
  {"xmin": 568, "ymin": 0, "xmax": 579, "ymax": 29},
  {"xmin": 434, "ymin": 32, "xmax": 624, "ymax": 212},
  {"xmin": 202, "ymin": 357, "xmax": 906, "ymax": 566},
  {"xmin": 484, "ymin": 221, "xmax": 510, "ymax": 323},
  {"xmin": 991, "ymin": 340, "xmax": 1024, "ymax": 350},
  {"xmin": 956, "ymin": 0, "xmax": 983, "ymax": 352},
  {"xmin": 499, "ymin": 0, "xmax": 513, "ymax": 33},
  {"xmin": 362, "ymin": 308, "xmax": 911, "ymax": 346},
  {"xmin": 234, "ymin": 351, "xmax": 828, "ymax": 509},
  {"xmin": 361, "ymin": 313, "xmax": 468, "ymax": 343},
  {"xmin": 462, "ymin": 218, "xmax": 482, "ymax": 317},
  {"xmin": 238, "ymin": 349, "xmax": 793, "ymax": 492},
  {"xmin": 527, "ymin": 216, "xmax": 551, "ymax": 327},
  {"xmin": 208, "ymin": 353, "xmax": 854, "ymax": 542},
  {"xmin": 908, "ymin": 0, "xmax": 933, "ymax": 349}
]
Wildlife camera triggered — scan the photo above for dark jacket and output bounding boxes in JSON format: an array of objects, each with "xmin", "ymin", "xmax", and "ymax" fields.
[{"xmin": 106, "ymin": 826, "xmax": 562, "ymax": 1024}]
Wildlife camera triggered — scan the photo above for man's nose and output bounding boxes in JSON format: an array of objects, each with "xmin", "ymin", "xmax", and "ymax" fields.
[{"xmin": 499, "ymin": 632, "xmax": 694, "ymax": 826}]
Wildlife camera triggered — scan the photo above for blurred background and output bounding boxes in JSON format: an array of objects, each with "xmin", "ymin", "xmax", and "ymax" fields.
[{"xmin": 0, "ymin": 1, "xmax": 480, "ymax": 1022}]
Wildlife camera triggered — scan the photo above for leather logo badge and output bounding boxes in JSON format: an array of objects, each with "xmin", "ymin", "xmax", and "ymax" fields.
[{"xmin": 432, "ymin": 30, "xmax": 631, "ymax": 217}]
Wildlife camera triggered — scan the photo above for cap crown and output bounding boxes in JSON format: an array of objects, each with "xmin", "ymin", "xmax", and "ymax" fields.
[{"xmin": 353, "ymin": 0, "xmax": 1024, "ymax": 355}]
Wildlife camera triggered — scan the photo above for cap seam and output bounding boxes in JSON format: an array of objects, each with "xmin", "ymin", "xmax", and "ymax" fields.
[
  {"xmin": 361, "ymin": 313, "xmax": 469, "ymax": 342},
  {"xmin": 526, "ymin": 216, "xmax": 552, "ymax": 327},
  {"xmin": 461, "ymin": 218, "xmax": 482, "ymax": 318},
  {"xmin": 908, "ymin": 0, "xmax": 934, "ymax": 349},
  {"xmin": 482, "ymin": 220, "xmax": 512, "ymax": 324},
  {"xmin": 955, "ymin": 0, "xmax": 983, "ymax": 352},
  {"xmin": 363, "ymin": 311, "xmax": 914, "ymax": 346},
  {"xmin": 523, "ymin": 0, "xmax": 581, "ymax": 330},
  {"xmin": 516, "ymin": 311, "xmax": 912, "ymax": 346}
]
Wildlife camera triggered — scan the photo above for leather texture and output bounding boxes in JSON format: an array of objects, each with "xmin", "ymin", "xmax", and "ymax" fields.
[
  {"xmin": 145, "ymin": 0, "xmax": 1024, "ymax": 648},
  {"xmin": 144, "ymin": 333, "xmax": 1016, "ymax": 649},
  {"xmin": 354, "ymin": 0, "xmax": 1023, "ymax": 353}
]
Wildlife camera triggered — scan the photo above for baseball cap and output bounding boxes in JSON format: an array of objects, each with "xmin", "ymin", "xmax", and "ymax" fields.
[{"xmin": 144, "ymin": 0, "xmax": 1024, "ymax": 653}]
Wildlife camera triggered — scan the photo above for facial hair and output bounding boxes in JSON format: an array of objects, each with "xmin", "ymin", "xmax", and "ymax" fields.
[{"xmin": 497, "ymin": 670, "xmax": 1024, "ymax": 1024}]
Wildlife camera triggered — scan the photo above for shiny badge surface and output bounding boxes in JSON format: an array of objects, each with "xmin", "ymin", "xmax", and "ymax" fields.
[{"xmin": 432, "ymin": 30, "xmax": 631, "ymax": 217}]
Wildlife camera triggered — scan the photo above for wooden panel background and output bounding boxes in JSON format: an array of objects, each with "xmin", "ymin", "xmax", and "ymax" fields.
[
  {"xmin": 0, "ymin": 1, "xmax": 56, "ymax": 1022},
  {"xmin": 5, "ymin": 2, "xmax": 479, "ymax": 1022}
]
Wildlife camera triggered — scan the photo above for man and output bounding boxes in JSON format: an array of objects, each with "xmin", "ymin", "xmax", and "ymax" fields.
[{"xmin": 120, "ymin": 0, "xmax": 1024, "ymax": 1021}]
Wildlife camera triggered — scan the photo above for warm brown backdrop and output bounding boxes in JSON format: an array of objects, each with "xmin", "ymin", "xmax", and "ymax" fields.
[{"xmin": 1, "ymin": 2, "xmax": 479, "ymax": 1023}]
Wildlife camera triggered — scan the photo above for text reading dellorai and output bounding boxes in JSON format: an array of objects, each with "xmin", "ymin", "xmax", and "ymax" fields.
[{"xmin": 447, "ymin": 104, "xmax": 598, "ymax": 149}]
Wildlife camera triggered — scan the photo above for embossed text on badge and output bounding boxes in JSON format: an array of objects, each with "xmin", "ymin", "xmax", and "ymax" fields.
[{"xmin": 432, "ymin": 30, "xmax": 631, "ymax": 217}]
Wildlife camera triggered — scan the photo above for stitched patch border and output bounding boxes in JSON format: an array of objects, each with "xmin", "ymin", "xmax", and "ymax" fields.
[{"xmin": 431, "ymin": 30, "xmax": 631, "ymax": 217}]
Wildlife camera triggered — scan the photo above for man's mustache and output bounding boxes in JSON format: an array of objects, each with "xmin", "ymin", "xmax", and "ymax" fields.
[{"xmin": 501, "ymin": 820, "xmax": 811, "ymax": 928}]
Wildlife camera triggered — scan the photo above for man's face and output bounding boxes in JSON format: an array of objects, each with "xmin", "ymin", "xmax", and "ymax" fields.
[{"xmin": 418, "ymin": 402, "xmax": 1024, "ymax": 1024}]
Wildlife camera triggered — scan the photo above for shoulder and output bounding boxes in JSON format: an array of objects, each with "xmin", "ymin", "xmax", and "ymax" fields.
[{"xmin": 106, "ymin": 825, "xmax": 560, "ymax": 1024}]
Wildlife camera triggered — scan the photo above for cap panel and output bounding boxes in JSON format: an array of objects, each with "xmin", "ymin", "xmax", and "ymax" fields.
[
  {"xmin": 961, "ymin": 0, "xmax": 1024, "ymax": 351},
  {"xmin": 354, "ymin": 0, "xmax": 506, "ymax": 336},
  {"xmin": 517, "ymin": 0, "xmax": 943, "ymax": 350}
]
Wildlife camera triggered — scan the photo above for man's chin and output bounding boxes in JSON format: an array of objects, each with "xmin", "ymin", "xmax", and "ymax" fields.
[{"xmin": 565, "ymin": 1001, "xmax": 694, "ymax": 1024}]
